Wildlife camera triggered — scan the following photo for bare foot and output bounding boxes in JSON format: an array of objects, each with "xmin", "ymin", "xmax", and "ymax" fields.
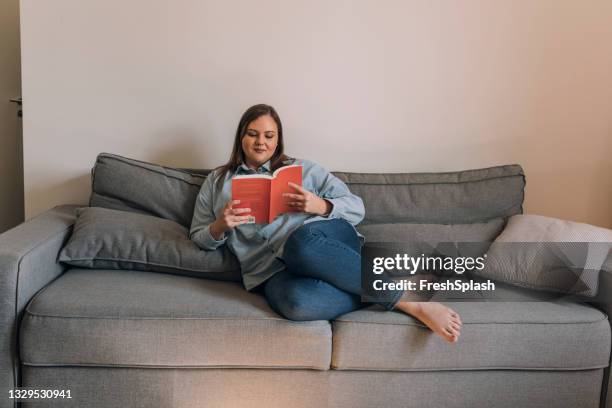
[{"xmin": 395, "ymin": 301, "xmax": 462, "ymax": 343}]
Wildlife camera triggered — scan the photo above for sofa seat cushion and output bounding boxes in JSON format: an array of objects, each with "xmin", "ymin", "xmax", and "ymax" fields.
[
  {"xmin": 20, "ymin": 269, "xmax": 331, "ymax": 370},
  {"xmin": 332, "ymin": 285, "xmax": 610, "ymax": 371}
]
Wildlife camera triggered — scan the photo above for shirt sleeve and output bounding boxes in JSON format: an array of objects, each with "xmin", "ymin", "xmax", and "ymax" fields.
[
  {"xmin": 189, "ymin": 171, "xmax": 227, "ymax": 250},
  {"xmin": 310, "ymin": 162, "xmax": 365, "ymax": 226}
]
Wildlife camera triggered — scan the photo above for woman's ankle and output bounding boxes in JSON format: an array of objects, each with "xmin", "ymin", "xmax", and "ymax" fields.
[{"xmin": 395, "ymin": 301, "xmax": 423, "ymax": 316}]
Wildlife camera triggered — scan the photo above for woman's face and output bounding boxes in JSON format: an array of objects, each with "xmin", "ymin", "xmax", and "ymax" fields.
[{"xmin": 241, "ymin": 114, "xmax": 279, "ymax": 170}]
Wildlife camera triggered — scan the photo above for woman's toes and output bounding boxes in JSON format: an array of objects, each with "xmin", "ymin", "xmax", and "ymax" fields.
[
  {"xmin": 451, "ymin": 322, "xmax": 461, "ymax": 331},
  {"xmin": 450, "ymin": 311, "xmax": 462, "ymax": 322},
  {"xmin": 442, "ymin": 328, "xmax": 457, "ymax": 342},
  {"xmin": 443, "ymin": 327, "xmax": 459, "ymax": 343}
]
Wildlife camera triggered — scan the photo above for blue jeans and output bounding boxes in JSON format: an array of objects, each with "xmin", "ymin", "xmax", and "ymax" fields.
[{"xmin": 260, "ymin": 219, "xmax": 402, "ymax": 321}]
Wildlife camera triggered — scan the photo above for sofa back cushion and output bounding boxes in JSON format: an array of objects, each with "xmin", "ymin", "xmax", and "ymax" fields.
[
  {"xmin": 89, "ymin": 153, "xmax": 209, "ymax": 227},
  {"xmin": 337, "ymin": 165, "xmax": 525, "ymax": 265},
  {"xmin": 89, "ymin": 154, "xmax": 524, "ymax": 251},
  {"xmin": 333, "ymin": 165, "xmax": 525, "ymax": 225}
]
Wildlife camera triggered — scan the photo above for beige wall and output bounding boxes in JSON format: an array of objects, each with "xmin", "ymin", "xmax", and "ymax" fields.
[
  {"xmin": 20, "ymin": 0, "xmax": 612, "ymax": 228},
  {"xmin": 0, "ymin": 0, "xmax": 24, "ymax": 233}
]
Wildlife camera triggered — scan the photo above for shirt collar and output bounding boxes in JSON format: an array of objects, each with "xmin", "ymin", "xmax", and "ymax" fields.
[{"xmin": 236, "ymin": 160, "xmax": 271, "ymax": 174}]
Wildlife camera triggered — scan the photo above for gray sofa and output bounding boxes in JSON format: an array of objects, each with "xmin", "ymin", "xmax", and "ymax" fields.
[{"xmin": 2, "ymin": 154, "xmax": 612, "ymax": 408}]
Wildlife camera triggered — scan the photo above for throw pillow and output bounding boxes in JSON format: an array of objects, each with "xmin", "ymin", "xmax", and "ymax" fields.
[
  {"xmin": 476, "ymin": 214, "xmax": 612, "ymax": 297},
  {"xmin": 59, "ymin": 207, "xmax": 241, "ymax": 281}
]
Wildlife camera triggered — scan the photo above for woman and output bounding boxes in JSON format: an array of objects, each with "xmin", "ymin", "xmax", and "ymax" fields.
[{"xmin": 190, "ymin": 104, "xmax": 462, "ymax": 343}]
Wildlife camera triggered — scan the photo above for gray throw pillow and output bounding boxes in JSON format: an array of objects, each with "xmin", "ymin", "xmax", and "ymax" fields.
[
  {"xmin": 476, "ymin": 214, "xmax": 612, "ymax": 297},
  {"xmin": 59, "ymin": 207, "xmax": 241, "ymax": 282}
]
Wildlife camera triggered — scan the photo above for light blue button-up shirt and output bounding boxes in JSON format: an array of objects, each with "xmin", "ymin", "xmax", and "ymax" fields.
[{"xmin": 189, "ymin": 158, "xmax": 365, "ymax": 290}]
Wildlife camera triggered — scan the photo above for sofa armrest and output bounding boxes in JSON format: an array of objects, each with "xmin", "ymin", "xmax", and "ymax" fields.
[{"xmin": 0, "ymin": 205, "xmax": 79, "ymax": 407}]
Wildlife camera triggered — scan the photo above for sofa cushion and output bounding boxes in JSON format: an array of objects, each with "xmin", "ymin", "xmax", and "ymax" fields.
[
  {"xmin": 59, "ymin": 207, "xmax": 241, "ymax": 281},
  {"xmin": 89, "ymin": 153, "xmax": 209, "ymax": 227},
  {"xmin": 20, "ymin": 269, "xmax": 331, "ymax": 370},
  {"xmin": 356, "ymin": 219, "xmax": 506, "ymax": 243},
  {"xmin": 337, "ymin": 165, "xmax": 524, "ymax": 266},
  {"xmin": 357, "ymin": 219, "xmax": 506, "ymax": 269},
  {"xmin": 477, "ymin": 214, "xmax": 612, "ymax": 297},
  {"xmin": 332, "ymin": 283, "xmax": 610, "ymax": 371},
  {"xmin": 333, "ymin": 164, "xmax": 525, "ymax": 225},
  {"xmin": 90, "ymin": 153, "xmax": 522, "ymax": 230}
]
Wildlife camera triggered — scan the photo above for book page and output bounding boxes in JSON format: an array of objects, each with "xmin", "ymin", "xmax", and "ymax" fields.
[
  {"xmin": 231, "ymin": 177, "xmax": 271, "ymax": 224},
  {"xmin": 269, "ymin": 165, "xmax": 303, "ymax": 221}
]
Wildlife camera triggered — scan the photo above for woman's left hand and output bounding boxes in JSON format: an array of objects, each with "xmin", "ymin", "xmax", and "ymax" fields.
[{"xmin": 283, "ymin": 182, "xmax": 332, "ymax": 216}]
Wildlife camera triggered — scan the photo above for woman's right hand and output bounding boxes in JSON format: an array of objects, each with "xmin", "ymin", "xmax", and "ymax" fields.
[{"xmin": 209, "ymin": 200, "xmax": 251, "ymax": 240}]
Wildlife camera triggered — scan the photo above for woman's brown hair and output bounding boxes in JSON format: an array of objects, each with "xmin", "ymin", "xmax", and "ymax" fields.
[{"xmin": 214, "ymin": 104, "xmax": 291, "ymax": 190}]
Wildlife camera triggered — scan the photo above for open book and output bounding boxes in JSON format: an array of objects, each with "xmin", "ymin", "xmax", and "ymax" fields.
[{"xmin": 231, "ymin": 165, "xmax": 303, "ymax": 224}]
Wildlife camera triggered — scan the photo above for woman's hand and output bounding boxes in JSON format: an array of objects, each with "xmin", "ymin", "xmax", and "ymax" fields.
[
  {"xmin": 210, "ymin": 200, "xmax": 251, "ymax": 240},
  {"xmin": 283, "ymin": 182, "xmax": 332, "ymax": 216}
]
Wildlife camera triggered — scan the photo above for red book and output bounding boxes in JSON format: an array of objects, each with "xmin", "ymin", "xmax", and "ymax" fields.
[{"xmin": 231, "ymin": 165, "xmax": 303, "ymax": 224}]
